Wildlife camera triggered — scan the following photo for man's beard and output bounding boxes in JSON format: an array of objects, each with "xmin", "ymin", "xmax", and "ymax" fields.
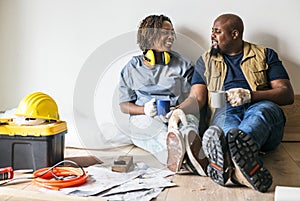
[{"xmin": 210, "ymin": 46, "xmax": 219, "ymax": 56}]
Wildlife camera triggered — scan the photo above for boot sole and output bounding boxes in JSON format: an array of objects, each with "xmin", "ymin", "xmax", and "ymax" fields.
[
  {"xmin": 166, "ymin": 130, "xmax": 185, "ymax": 172},
  {"xmin": 202, "ymin": 125, "xmax": 232, "ymax": 186},
  {"xmin": 227, "ymin": 128, "xmax": 273, "ymax": 193},
  {"xmin": 185, "ymin": 129, "xmax": 208, "ymax": 176}
]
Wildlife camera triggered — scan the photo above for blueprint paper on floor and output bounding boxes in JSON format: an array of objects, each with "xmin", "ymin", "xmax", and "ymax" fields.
[
  {"xmin": 59, "ymin": 165, "xmax": 145, "ymax": 196},
  {"xmin": 45, "ymin": 162, "xmax": 176, "ymax": 200},
  {"xmin": 98, "ymin": 164, "xmax": 175, "ymax": 201},
  {"xmin": 99, "ymin": 165, "xmax": 175, "ymax": 197}
]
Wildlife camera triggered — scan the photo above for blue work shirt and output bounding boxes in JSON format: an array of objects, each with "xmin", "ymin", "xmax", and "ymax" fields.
[
  {"xmin": 191, "ymin": 48, "xmax": 289, "ymax": 90},
  {"xmin": 119, "ymin": 51, "xmax": 194, "ymax": 107}
]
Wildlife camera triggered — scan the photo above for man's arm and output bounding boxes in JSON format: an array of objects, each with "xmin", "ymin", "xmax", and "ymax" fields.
[
  {"xmin": 251, "ymin": 79, "xmax": 294, "ymax": 106},
  {"xmin": 178, "ymin": 84, "xmax": 208, "ymax": 118}
]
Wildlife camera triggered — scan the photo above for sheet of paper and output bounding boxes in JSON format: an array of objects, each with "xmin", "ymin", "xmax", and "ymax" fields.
[
  {"xmin": 100, "ymin": 166, "xmax": 175, "ymax": 197},
  {"xmin": 59, "ymin": 165, "xmax": 145, "ymax": 196},
  {"xmin": 40, "ymin": 162, "xmax": 176, "ymax": 201},
  {"xmin": 275, "ymin": 186, "xmax": 300, "ymax": 201}
]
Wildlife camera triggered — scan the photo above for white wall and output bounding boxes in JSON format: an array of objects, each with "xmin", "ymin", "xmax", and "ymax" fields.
[{"xmin": 1, "ymin": 0, "xmax": 299, "ymax": 147}]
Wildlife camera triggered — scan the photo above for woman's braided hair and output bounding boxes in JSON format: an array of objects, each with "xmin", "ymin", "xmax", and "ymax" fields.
[{"xmin": 137, "ymin": 14, "xmax": 173, "ymax": 51}]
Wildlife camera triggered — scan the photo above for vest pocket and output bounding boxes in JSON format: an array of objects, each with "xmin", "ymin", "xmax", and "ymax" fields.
[
  {"xmin": 248, "ymin": 62, "xmax": 268, "ymax": 90},
  {"xmin": 206, "ymin": 69, "xmax": 222, "ymax": 92}
]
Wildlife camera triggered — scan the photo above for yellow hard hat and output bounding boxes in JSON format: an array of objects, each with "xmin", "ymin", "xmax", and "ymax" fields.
[{"xmin": 15, "ymin": 92, "xmax": 60, "ymax": 121}]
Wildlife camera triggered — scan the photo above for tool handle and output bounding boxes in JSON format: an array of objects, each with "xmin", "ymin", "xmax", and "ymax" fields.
[{"xmin": 0, "ymin": 167, "xmax": 14, "ymax": 180}]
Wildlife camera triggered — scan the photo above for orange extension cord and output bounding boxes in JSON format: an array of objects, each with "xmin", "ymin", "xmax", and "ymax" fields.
[{"xmin": 32, "ymin": 160, "xmax": 88, "ymax": 190}]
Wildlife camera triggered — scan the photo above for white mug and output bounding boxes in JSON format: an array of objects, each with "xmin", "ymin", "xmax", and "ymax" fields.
[{"xmin": 210, "ymin": 90, "xmax": 226, "ymax": 108}]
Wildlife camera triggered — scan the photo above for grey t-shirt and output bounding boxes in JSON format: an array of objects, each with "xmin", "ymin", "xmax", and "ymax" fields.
[{"xmin": 119, "ymin": 51, "xmax": 194, "ymax": 107}]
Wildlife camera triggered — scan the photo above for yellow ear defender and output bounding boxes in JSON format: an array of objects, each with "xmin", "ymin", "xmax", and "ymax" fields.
[{"xmin": 143, "ymin": 49, "xmax": 171, "ymax": 66}]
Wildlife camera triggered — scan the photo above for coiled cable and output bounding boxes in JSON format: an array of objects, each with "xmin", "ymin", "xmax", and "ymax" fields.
[
  {"xmin": 0, "ymin": 160, "xmax": 88, "ymax": 190},
  {"xmin": 33, "ymin": 160, "xmax": 88, "ymax": 190}
]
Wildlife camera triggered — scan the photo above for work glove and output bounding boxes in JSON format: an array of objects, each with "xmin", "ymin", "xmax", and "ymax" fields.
[
  {"xmin": 154, "ymin": 106, "xmax": 176, "ymax": 123},
  {"xmin": 168, "ymin": 109, "xmax": 188, "ymax": 131},
  {"xmin": 144, "ymin": 98, "xmax": 157, "ymax": 117},
  {"xmin": 226, "ymin": 88, "xmax": 251, "ymax": 107}
]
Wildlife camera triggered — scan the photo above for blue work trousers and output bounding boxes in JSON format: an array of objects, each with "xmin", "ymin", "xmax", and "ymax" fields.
[{"xmin": 212, "ymin": 100, "xmax": 285, "ymax": 152}]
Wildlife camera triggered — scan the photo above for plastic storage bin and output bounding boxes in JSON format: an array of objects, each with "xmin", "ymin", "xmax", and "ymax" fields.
[{"xmin": 0, "ymin": 121, "xmax": 67, "ymax": 170}]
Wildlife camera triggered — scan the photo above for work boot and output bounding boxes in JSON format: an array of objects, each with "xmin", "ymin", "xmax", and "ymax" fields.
[
  {"xmin": 166, "ymin": 129, "xmax": 185, "ymax": 172},
  {"xmin": 227, "ymin": 128, "xmax": 273, "ymax": 193},
  {"xmin": 202, "ymin": 125, "xmax": 233, "ymax": 186},
  {"xmin": 184, "ymin": 127, "xmax": 208, "ymax": 176}
]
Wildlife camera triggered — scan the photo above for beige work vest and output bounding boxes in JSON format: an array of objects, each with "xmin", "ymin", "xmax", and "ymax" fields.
[{"xmin": 202, "ymin": 41, "xmax": 269, "ymax": 120}]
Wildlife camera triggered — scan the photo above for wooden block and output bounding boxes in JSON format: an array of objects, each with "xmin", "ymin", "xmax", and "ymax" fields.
[{"xmin": 112, "ymin": 155, "xmax": 134, "ymax": 173}]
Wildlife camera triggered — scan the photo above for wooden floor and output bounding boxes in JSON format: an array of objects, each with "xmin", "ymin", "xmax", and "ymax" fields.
[
  {"xmin": 157, "ymin": 142, "xmax": 300, "ymax": 201},
  {"xmin": 86, "ymin": 142, "xmax": 300, "ymax": 201},
  {"xmin": 1, "ymin": 141, "xmax": 300, "ymax": 201},
  {"xmin": 1, "ymin": 99, "xmax": 298, "ymax": 201}
]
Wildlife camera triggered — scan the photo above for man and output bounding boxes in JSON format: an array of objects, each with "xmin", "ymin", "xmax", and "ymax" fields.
[{"xmin": 171, "ymin": 13, "xmax": 294, "ymax": 192}]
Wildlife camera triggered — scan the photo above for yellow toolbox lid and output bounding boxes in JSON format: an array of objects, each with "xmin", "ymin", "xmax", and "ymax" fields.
[{"xmin": 0, "ymin": 121, "xmax": 67, "ymax": 137}]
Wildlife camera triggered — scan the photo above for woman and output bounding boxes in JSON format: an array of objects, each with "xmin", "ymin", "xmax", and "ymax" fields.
[{"xmin": 119, "ymin": 14, "xmax": 202, "ymax": 172}]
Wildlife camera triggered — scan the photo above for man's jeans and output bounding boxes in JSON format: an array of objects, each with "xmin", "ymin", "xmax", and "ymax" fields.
[{"xmin": 211, "ymin": 100, "xmax": 285, "ymax": 152}]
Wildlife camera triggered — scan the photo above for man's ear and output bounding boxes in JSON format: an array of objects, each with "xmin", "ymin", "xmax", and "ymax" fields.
[{"xmin": 232, "ymin": 29, "xmax": 239, "ymax": 39}]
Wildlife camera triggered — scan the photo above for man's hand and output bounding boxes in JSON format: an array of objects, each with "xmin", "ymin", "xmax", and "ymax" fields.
[
  {"xmin": 168, "ymin": 109, "xmax": 188, "ymax": 131},
  {"xmin": 226, "ymin": 88, "xmax": 251, "ymax": 107},
  {"xmin": 144, "ymin": 98, "xmax": 157, "ymax": 117}
]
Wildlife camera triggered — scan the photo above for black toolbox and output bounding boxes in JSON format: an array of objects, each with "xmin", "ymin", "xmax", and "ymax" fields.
[{"xmin": 0, "ymin": 121, "xmax": 67, "ymax": 171}]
